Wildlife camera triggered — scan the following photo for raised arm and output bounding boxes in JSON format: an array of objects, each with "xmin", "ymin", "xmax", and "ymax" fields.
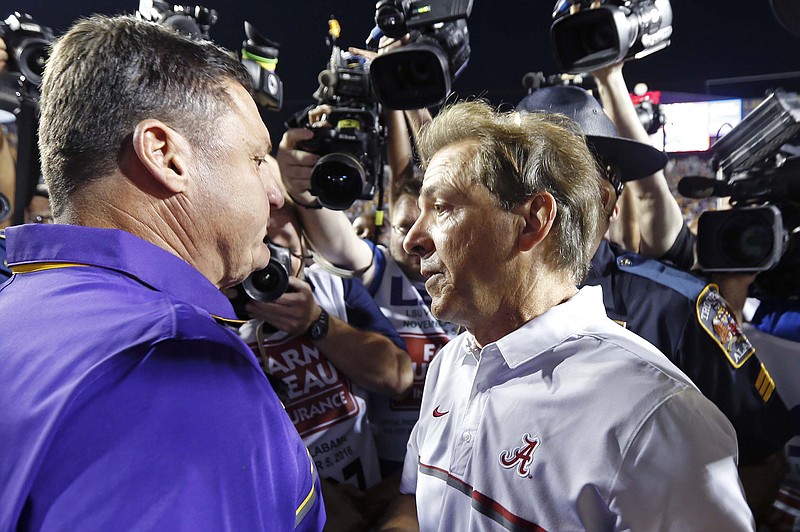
[
  {"xmin": 385, "ymin": 108, "xmax": 432, "ymax": 206},
  {"xmin": 276, "ymin": 127, "xmax": 379, "ymax": 286},
  {"xmin": 593, "ymin": 63, "xmax": 685, "ymax": 258}
]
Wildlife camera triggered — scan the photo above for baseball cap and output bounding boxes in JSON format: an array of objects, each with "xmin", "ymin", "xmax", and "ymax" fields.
[{"xmin": 516, "ymin": 85, "xmax": 667, "ymax": 181}]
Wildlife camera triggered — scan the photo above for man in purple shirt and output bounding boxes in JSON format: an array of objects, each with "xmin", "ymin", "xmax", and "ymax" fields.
[{"xmin": 0, "ymin": 15, "xmax": 325, "ymax": 531}]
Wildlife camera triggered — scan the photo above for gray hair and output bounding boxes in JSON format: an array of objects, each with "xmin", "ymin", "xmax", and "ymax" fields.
[{"xmin": 416, "ymin": 100, "xmax": 604, "ymax": 283}]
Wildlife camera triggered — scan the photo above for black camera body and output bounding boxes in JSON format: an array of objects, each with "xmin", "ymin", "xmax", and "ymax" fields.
[
  {"xmin": 230, "ymin": 239, "xmax": 293, "ymax": 319},
  {"xmin": 680, "ymin": 90, "xmax": 800, "ymax": 296},
  {"xmin": 137, "ymin": 2, "xmax": 282, "ymax": 111},
  {"xmin": 291, "ymin": 27, "xmax": 385, "ymax": 211},
  {"xmin": 316, "ymin": 47, "xmax": 375, "ymax": 105},
  {"xmin": 241, "ymin": 21, "xmax": 283, "ymax": 111},
  {"xmin": 370, "ymin": 0, "xmax": 472, "ymax": 110},
  {"xmin": 136, "ymin": 0, "xmax": 218, "ymax": 39},
  {"xmin": 0, "ymin": 12, "xmax": 54, "ymax": 88},
  {"xmin": 551, "ymin": 0, "xmax": 672, "ymax": 74},
  {"xmin": 299, "ymin": 109, "xmax": 383, "ymax": 211}
]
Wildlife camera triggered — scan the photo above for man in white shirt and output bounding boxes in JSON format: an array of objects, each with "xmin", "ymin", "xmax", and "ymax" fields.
[{"xmin": 379, "ymin": 100, "xmax": 754, "ymax": 531}]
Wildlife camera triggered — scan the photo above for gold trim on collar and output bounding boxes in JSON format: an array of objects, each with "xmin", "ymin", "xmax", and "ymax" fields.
[{"xmin": 11, "ymin": 262, "xmax": 91, "ymax": 274}]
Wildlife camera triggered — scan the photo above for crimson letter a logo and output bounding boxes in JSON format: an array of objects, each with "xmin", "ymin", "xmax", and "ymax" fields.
[{"xmin": 499, "ymin": 433, "xmax": 541, "ymax": 477}]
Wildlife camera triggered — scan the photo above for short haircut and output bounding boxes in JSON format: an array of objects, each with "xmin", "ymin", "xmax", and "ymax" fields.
[
  {"xmin": 38, "ymin": 15, "xmax": 252, "ymax": 216},
  {"xmin": 416, "ymin": 100, "xmax": 604, "ymax": 283},
  {"xmin": 390, "ymin": 173, "xmax": 423, "ymax": 210}
]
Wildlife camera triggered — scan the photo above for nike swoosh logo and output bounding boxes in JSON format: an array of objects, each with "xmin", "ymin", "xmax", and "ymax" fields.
[{"xmin": 433, "ymin": 406, "xmax": 449, "ymax": 418}]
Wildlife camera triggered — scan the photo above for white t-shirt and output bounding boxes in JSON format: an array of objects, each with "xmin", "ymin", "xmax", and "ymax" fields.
[
  {"xmin": 368, "ymin": 246, "xmax": 461, "ymax": 462},
  {"xmin": 239, "ymin": 265, "xmax": 381, "ymax": 490},
  {"xmin": 401, "ymin": 285, "xmax": 753, "ymax": 531}
]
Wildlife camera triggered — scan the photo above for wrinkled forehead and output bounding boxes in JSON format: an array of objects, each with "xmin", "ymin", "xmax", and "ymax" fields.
[
  {"xmin": 226, "ymin": 80, "xmax": 272, "ymax": 151},
  {"xmin": 424, "ymin": 142, "xmax": 476, "ymax": 184},
  {"xmin": 421, "ymin": 141, "xmax": 484, "ymax": 199}
]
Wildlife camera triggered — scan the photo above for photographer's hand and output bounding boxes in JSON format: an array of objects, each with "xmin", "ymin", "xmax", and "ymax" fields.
[
  {"xmin": 246, "ymin": 277, "xmax": 320, "ymax": 336},
  {"xmin": 276, "ymin": 127, "xmax": 319, "ymax": 206},
  {"xmin": 247, "ymin": 277, "xmax": 412, "ymax": 399},
  {"xmin": 0, "ymin": 38, "xmax": 8, "ymax": 71}
]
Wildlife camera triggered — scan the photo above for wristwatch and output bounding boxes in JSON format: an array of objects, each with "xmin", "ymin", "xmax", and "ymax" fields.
[{"xmin": 306, "ymin": 308, "xmax": 329, "ymax": 341}]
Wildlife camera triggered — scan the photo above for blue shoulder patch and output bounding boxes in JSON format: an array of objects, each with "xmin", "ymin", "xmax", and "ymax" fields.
[{"xmin": 615, "ymin": 252, "xmax": 707, "ymax": 300}]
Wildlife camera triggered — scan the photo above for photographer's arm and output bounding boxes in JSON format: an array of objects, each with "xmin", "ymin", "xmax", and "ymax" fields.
[
  {"xmin": 593, "ymin": 63, "xmax": 685, "ymax": 259},
  {"xmin": 247, "ymin": 277, "xmax": 412, "ymax": 399},
  {"xmin": 276, "ymin": 128, "xmax": 379, "ymax": 287},
  {"xmin": 386, "ymin": 108, "xmax": 431, "ymax": 205}
]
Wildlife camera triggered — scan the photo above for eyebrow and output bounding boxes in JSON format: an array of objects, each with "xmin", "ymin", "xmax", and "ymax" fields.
[{"xmin": 420, "ymin": 178, "xmax": 470, "ymax": 202}]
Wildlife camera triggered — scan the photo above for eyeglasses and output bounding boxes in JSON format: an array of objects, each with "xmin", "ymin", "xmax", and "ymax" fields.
[
  {"xmin": 391, "ymin": 224, "xmax": 413, "ymax": 236},
  {"xmin": 31, "ymin": 214, "xmax": 54, "ymax": 224}
]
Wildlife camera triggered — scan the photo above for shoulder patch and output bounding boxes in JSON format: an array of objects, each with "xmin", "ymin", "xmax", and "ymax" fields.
[{"xmin": 696, "ymin": 284, "xmax": 754, "ymax": 368}]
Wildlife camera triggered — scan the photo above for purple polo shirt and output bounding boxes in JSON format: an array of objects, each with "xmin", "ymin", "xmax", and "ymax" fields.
[{"xmin": 0, "ymin": 224, "xmax": 325, "ymax": 531}]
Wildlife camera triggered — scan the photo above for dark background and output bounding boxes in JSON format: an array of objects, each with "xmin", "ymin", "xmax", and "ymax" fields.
[{"xmin": 7, "ymin": 0, "xmax": 800, "ymax": 145}]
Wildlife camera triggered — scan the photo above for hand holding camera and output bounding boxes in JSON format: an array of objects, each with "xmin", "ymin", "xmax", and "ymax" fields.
[
  {"xmin": 244, "ymin": 276, "xmax": 323, "ymax": 337},
  {"xmin": 276, "ymin": 126, "xmax": 322, "ymax": 207}
]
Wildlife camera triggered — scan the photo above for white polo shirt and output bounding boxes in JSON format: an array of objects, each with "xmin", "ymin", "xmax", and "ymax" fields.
[{"xmin": 400, "ymin": 285, "xmax": 753, "ymax": 531}]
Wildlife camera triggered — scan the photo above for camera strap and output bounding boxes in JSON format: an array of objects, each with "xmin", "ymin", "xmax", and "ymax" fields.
[{"xmin": 302, "ymin": 229, "xmax": 374, "ymax": 280}]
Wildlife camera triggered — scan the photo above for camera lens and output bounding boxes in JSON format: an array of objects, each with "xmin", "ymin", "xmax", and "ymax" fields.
[
  {"xmin": 376, "ymin": 1, "xmax": 407, "ymax": 39},
  {"xmin": 720, "ymin": 214, "xmax": 775, "ymax": 268},
  {"xmin": 17, "ymin": 39, "xmax": 50, "ymax": 86},
  {"xmin": 242, "ymin": 247, "xmax": 291, "ymax": 302},
  {"xmin": 310, "ymin": 153, "xmax": 366, "ymax": 211},
  {"xmin": 243, "ymin": 263, "xmax": 289, "ymax": 301}
]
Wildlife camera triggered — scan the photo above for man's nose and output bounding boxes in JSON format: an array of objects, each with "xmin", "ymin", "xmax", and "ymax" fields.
[{"xmin": 403, "ymin": 218, "xmax": 430, "ymax": 257}]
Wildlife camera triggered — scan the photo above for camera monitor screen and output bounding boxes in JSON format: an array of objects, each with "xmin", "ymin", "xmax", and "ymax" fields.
[{"xmin": 650, "ymin": 98, "xmax": 743, "ymax": 153}]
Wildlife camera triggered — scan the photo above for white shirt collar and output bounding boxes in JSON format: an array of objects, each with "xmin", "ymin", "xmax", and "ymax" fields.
[{"xmin": 463, "ymin": 285, "xmax": 607, "ymax": 369}]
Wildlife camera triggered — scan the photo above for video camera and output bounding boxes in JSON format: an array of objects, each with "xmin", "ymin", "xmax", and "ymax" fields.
[
  {"xmin": 0, "ymin": 12, "xmax": 54, "ymax": 89},
  {"xmin": 136, "ymin": 0, "xmax": 283, "ymax": 110},
  {"xmin": 521, "ymin": 71, "xmax": 598, "ymax": 94},
  {"xmin": 288, "ymin": 18, "xmax": 385, "ymax": 211},
  {"xmin": 678, "ymin": 90, "xmax": 800, "ymax": 294},
  {"xmin": 550, "ymin": 0, "xmax": 672, "ymax": 74},
  {"xmin": 136, "ymin": 0, "xmax": 217, "ymax": 39},
  {"xmin": 370, "ymin": 0, "xmax": 472, "ymax": 109}
]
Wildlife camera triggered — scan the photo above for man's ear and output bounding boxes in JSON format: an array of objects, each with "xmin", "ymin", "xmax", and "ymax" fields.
[
  {"xmin": 132, "ymin": 119, "xmax": 190, "ymax": 194},
  {"xmin": 600, "ymin": 180, "xmax": 619, "ymax": 222},
  {"xmin": 518, "ymin": 192, "xmax": 557, "ymax": 252}
]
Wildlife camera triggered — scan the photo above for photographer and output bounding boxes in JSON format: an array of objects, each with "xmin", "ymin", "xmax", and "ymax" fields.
[
  {"xmin": 233, "ymin": 173, "xmax": 411, "ymax": 529},
  {"xmin": 278, "ymin": 34, "xmax": 460, "ymax": 483}
]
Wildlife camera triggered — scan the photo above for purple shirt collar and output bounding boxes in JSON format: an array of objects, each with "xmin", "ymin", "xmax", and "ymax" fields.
[{"xmin": 5, "ymin": 224, "xmax": 238, "ymax": 320}]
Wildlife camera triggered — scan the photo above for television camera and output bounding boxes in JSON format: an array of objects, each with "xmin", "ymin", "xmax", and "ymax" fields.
[
  {"xmin": 678, "ymin": 89, "xmax": 800, "ymax": 295},
  {"xmin": 550, "ymin": 0, "xmax": 672, "ymax": 74},
  {"xmin": 288, "ymin": 17, "xmax": 385, "ymax": 211},
  {"xmin": 136, "ymin": 0, "xmax": 283, "ymax": 110},
  {"xmin": 370, "ymin": 0, "xmax": 472, "ymax": 109}
]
